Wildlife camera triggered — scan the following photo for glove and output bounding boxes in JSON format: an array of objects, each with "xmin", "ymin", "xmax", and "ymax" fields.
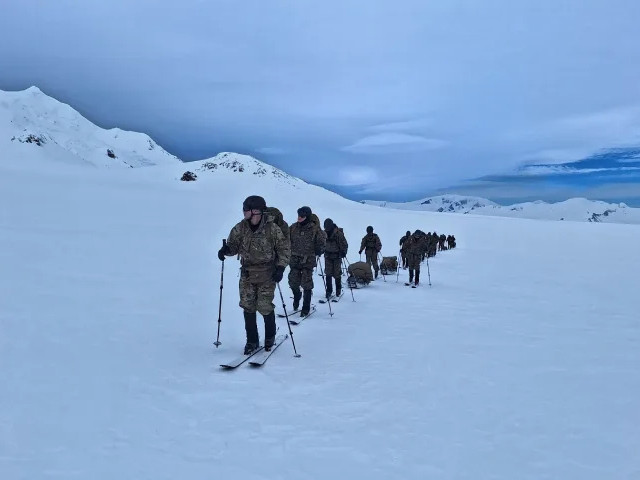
[
  {"xmin": 272, "ymin": 265, "xmax": 285, "ymax": 282},
  {"xmin": 358, "ymin": 249, "xmax": 362, "ymax": 255},
  {"xmin": 218, "ymin": 244, "xmax": 230, "ymax": 261},
  {"xmin": 314, "ymin": 247, "xmax": 324, "ymax": 256},
  {"xmin": 340, "ymin": 252, "xmax": 346, "ymax": 258}
]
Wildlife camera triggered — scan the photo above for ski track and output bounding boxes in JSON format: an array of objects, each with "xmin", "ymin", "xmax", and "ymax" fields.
[{"xmin": 1, "ymin": 165, "xmax": 639, "ymax": 479}]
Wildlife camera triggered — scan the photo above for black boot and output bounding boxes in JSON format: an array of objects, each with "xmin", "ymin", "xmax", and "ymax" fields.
[
  {"xmin": 325, "ymin": 276, "xmax": 333, "ymax": 299},
  {"xmin": 301, "ymin": 289, "xmax": 312, "ymax": 316},
  {"xmin": 263, "ymin": 311, "xmax": 276, "ymax": 351},
  {"xmin": 415, "ymin": 271, "xmax": 420, "ymax": 286},
  {"xmin": 292, "ymin": 289, "xmax": 302, "ymax": 310},
  {"xmin": 243, "ymin": 311, "xmax": 259, "ymax": 354},
  {"xmin": 335, "ymin": 277, "xmax": 342, "ymax": 297}
]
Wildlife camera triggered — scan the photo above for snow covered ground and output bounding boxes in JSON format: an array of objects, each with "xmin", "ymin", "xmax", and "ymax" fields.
[{"xmin": 1, "ymin": 155, "xmax": 639, "ymax": 480}]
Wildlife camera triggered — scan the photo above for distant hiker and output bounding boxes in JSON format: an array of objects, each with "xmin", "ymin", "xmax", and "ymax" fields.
[
  {"xmin": 448, "ymin": 235, "xmax": 456, "ymax": 249},
  {"xmin": 218, "ymin": 195, "xmax": 290, "ymax": 355},
  {"xmin": 406, "ymin": 229, "xmax": 428, "ymax": 286},
  {"xmin": 399, "ymin": 230, "xmax": 411, "ymax": 269},
  {"xmin": 359, "ymin": 226, "xmax": 382, "ymax": 279},
  {"xmin": 428, "ymin": 231, "xmax": 438, "ymax": 258},
  {"xmin": 323, "ymin": 218, "xmax": 348, "ymax": 299},
  {"xmin": 289, "ymin": 206, "xmax": 326, "ymax": 316},
  {"xmin": 439, "ymin": 234, "xmax": 447, "ymax": 251}
]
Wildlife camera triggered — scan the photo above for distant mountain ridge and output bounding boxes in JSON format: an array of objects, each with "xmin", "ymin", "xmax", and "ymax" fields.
[{"xmin": 362, "ymin": 194, "xmax": 640, "ymax": 224}]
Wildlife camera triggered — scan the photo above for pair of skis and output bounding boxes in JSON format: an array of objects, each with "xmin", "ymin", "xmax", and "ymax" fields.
[
  {"xmin": 220, "ymin": 333, "xmax": 289, "ymax": 369},
  {"xmin": 318, "ymin": 291, "xmax": 344, "ymax": 304}
]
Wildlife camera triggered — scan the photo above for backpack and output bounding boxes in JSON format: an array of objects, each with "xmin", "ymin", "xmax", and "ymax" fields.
[
  {"xmin": 347, "ymin": 261, "xmax": 373, "ymax": 284},
  {"xmin": 364, "ymin": 233, "xmax": 378, "ymax": 248},
  {"xmin": 265, "ymin": 206, "xmax": 289, "ymax": 238}
]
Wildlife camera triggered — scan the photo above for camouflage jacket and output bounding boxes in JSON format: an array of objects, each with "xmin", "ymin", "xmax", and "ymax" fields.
[
  {"xmin": 226, "ymin": 216, "xmax": 290, "ymax": 280},
  {"xmin": 406, "ymin": 232, "xmax": 428, "ymax": 256},
  {"xmin": 324, "ymin": 227, "xmax": 348, "ymax": 259},
  {"xmin": 289, "ymin": 220, "xmax": 326, "ymax": 266},
  {"xmin": 399, "ymin": 234, "xmax": 410, "ymax": 251},
  {"xmin": 360, "ymin": 233, "xmax": 382, "ymax": 252}
]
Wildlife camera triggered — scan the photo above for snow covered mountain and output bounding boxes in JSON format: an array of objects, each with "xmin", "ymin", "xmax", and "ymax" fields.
[
  {"xmin": 363, "ymin": 194, "xmax": 640, "ymax": 224},
  {"xmin": 183, "ymin": 152, "xmax": 304, "ymax": 188},
  {"xmin": 363, "ymin": 194, "xmax": 498, "ymax": 214},
  {"xmin": 0, "ymin": 86, "xmax": 181, "ymax": 168}
]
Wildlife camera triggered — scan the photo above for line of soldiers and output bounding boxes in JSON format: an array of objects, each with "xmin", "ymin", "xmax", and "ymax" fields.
[
  {"xmin": 398, "ymin": 230, "xmax": 456, "ymax": 286},
  {"xmin": 218, "ymin": 195, "xmax": 455, "ymax": 355}
]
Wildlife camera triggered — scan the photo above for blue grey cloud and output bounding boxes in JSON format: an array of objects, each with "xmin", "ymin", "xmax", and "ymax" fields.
[{"xmin": 2, "ymin": 0, "xmax": 640, "ymax": 201}]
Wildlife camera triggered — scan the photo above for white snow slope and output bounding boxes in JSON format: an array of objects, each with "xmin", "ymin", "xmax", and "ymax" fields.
[
  {"xmin": 363, "ymin": 194, "xmax": 640, "ymax": 224},
  {"xmin": 1, "ymin": 155, "xmax": 639, "ymax": 480},
  {"xmin": 0, "ymin": 87, "xmax": 181, "ymax": 169}
]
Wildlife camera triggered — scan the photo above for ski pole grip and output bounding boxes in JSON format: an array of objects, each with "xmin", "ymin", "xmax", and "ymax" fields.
[{"xmin": 222, "ymin": 239, "xmax": 227, "ymax": 247}]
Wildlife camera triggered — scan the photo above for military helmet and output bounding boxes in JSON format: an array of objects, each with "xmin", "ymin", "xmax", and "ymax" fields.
[
  {"xmin": 242, "ymin": 195, "xmax": 266, "ymax": 212},
  {"xmin": 297, "ymin": 206, "xmax": 312, "ymax": 218}
]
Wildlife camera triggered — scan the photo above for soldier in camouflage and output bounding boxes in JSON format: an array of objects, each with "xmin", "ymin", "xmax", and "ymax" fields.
[
  {"xmin": 218, "ymin": 195, "xmax": 290, "ymax": 354},
  {"xmin": 406, "ymin": 229, "xmax": 428, "ymax": 286},
  {"xmin": 428, "ymin": 231, "xmax": 438, "ymax": 258},
  {"xmin": 399, "ymin": 230, "xmax": 411, "ymax": 269},
  {"xmin": 359, "ymin": 226, "xmax": 382, "ymax": 278},
  {"xmin": 289, "ymin": 206, "xmax": 326, "ymax": 316},
  {"xmin": 439, "ymin": 233, "xmax": 447, "ymax": 251},
  {"xmin": 323, "ymin": 218, "xmax": 348, "ymax": 299}
]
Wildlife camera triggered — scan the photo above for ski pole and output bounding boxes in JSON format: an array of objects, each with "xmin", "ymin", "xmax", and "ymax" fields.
[
  {"xmin": 343, "ymin": 257, "xmax": 355, "ymax": 301},
  {"xmin": 377, "ymin": 253, "xmax": 387, "ymax": 282},
  {"xmin": 214, "ymin": 239, "xmax": 226, "ymax": 347},
  {"xmin": 396, "ymin": 249, "xmax": 400, "ymax": 283},
  {"xmin": 316, "ymin": 256, "xmax": 333, "ymax": 316},
  {"xmin": 277, "ymin": 282, "xmax": 301, "ymax": 357},
  {"xmin": 426, "ymin": 255, "xmax": 432, "ymax": 287}
]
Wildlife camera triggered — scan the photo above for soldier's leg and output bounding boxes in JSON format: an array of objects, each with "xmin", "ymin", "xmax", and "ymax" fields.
[
  {"xmin": 300, "ymin": 267, "xmax": 314, "ymax": 315},
  {"xmin": 256, "ymin": 280, "xmax": 277, "ymax": 347},
  {"xmin": 324, "ymin": 257, "xmax": 333, "ymax": 297},
  {"xmin": 372, "ymin": 252, "xmax": 380, "ymax": 277},
  {"xmin": 239, "ymin": 276, "xmax": 259, "ymax": 349},
  {"xmin": 414, "ymin": 263, "xmax": 421, "ymax": 285},
  {"xmin": 332, "ymin": 259, "xmax": 342, "ymax": 295},
  {"xmin": 288, "ymin": 267, "xmax": 302, "ymax": 309}
]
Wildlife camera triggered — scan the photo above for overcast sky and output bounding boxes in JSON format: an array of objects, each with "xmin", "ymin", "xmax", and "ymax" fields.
[{"xmin": 2, "ymin": 0, "xmax": 640, "ymax": 201}]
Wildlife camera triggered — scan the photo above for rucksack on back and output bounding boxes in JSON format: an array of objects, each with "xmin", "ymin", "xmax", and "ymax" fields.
[{"xmin": 265, "ymin": 206, "xmax": 289, "ymax": 238}]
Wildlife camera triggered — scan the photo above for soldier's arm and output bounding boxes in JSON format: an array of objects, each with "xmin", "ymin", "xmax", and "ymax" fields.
[
  {"xmin": 226, "ymin": 224, "xmax": 242, "ymax": 256},
  {"xmin": 360, "ymin": 237, "xmax": 366, "ymax": 251},
  {"xmin": 314, "ymin": 228, "xmax": 326, "ymax": 255},
  {"xmin": 376, "ymin": 235, "xmax": 382, "ymax": 251},
  {"xmin": 339, "ymin": 232, "xmax": 348, "ymax": 254},
  {"xmin": 273, "ymin": 224, "xmax": 290, "ymax": 268}
]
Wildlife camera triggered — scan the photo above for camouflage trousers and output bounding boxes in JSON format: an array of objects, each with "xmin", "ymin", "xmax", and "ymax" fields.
[
  {"xmin": 365, "ymin": 249, "xmax": 379, "ymax": 274},
  {"xmin": 324, "ymin": 257, "xmax": 342, "ymax": 280},
  {"xmin": 407, "ymin": 253, "xmax": 421, "ymax": 271},
  {"xmin": 401, "ymin": 251, "xmax": 408, "ymax": 267},
  {"xmin": 239, "ymin": 276, "xmax": 276, "ymax": 315},
  {"xmin": 289, "ymin": 266, "xmax": 314, "ymax": 291}
]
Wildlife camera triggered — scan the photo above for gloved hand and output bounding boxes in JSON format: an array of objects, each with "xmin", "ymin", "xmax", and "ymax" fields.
[
  {"xmin": 314, "ymin": 247, "xmax": 324, "ymax": 256},
  {"xmin": 340, "ymin": 252, "xmax": 346, "ymax": 258},
  {"xmin": 272, "ymin": 265, "xmax": 285, "ymax": 282},
  {"xmin": 358, "ymin": 249, "xmax": 362, "ymax": 255},
  {"xmin": 218, "ymin": 244, "xmax": 230, "ymax": 261}
]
